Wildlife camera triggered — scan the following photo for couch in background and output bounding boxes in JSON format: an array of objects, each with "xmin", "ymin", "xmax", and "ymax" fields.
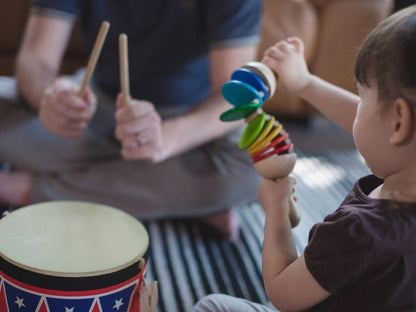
[
  {"xmin": 259, "ymin": 0, "xmax": 393, "ymax": 117},
  {"xmin": 0, "ymin": 0, "xmax": 393, "ymax": 117}
]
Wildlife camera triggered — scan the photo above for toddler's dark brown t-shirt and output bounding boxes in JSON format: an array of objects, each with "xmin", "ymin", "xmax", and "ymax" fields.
[{"xmin": 304, "ymin": 175, "xmax": 416, "ymax": 312}]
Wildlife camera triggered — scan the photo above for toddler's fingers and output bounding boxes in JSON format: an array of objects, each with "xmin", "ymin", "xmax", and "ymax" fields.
[
  {"xmin": 286, "ymin": 37, "xmax": 304, "ymax": 53},
  {"xmin": 263, "ymin": 46, "xmax": 275, "ymax": 58},
  {"xmin": 261, "ymin": 56, "xmax": 279, "ymax": 72},
  {"xmin": 267, "ymin": 46, "xmax": 286, "ymax": 59},
  {"xmin": 272, "ymin": 39, "xmax": 289, "ymax": 48},
  {"xmin": 274, "ymin": 40, "xmax": 294, "ymax": 53}
]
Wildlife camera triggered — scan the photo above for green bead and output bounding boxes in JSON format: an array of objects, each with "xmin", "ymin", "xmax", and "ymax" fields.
[
  {"xmin": 238, "ymin": 112, "xmax": 266, "ymax": 149},
  {"xmin": 220, "ymin": 102, "xmax": 261, "ymax": 122}
]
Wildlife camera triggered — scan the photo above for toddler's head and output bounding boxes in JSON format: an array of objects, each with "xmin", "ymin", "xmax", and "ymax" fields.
[
  {"xmin": 355, "ymin": 5, "xmax": 416, "ymax": 107},
  {"xmin": 352, "ymin": 6, "xmax": 416, "ymax": 180}
]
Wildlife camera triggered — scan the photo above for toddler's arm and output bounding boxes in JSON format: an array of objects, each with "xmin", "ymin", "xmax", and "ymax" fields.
[
  {"xmin": 259, "ymin": 177, "xmax": 331, "ymax": 311},
  {"xmin": 262, "ymin": 37, "xmax": 360, "ymax": 133}
]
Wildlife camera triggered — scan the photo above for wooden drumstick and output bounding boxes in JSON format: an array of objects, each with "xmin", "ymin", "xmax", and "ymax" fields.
[
  {"xmin": 79, "ymin": 21, "xmax": 110, "ymax": 98},
  {"xmin": 119, "ymin": 33, "xmax": 130, "ymax": 106}
]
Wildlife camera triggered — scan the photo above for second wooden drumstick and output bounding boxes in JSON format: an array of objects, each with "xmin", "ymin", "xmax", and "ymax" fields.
[
  {"xmin": 119, "ymin": 33, "xmax": 130, "ymax": 107},
  {"xmin": 79, "ymin": 21, "xmax": 110, "ymax": 98}
]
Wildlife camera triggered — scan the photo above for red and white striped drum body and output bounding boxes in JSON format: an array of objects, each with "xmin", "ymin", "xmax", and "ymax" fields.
[{"xmin": 0, "ymin": 201, "xmax": 149, "ymax": 312}]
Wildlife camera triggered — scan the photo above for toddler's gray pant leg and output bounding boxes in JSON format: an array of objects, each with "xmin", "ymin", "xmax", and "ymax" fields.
[{"xmin": 193, "ymin": 294, "xmax": 277, "ymax": 312}]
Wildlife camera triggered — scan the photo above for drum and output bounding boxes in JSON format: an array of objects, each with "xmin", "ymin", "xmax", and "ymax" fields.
[{"xmin": 0, "ymin": 201, "xmax": 149, "ymax": 312}]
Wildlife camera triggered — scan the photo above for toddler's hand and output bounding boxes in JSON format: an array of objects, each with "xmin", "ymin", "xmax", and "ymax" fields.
[
  {"xmin": 262, "ymin": 37, "xmax": 312, "ymax": 95},
  {"xmin": 258, "ymin": 176, "xmax": 296, "ymax": 218}
]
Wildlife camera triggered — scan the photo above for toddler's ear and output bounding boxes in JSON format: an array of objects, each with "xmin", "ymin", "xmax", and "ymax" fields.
[{"xmin": 389, "ymin": 98, "xmax": 414, "ymax": 145}]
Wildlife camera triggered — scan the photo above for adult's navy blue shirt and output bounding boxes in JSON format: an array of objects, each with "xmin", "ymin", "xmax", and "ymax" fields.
[{"xmin": 31, "ymin": 0, "xmax": 261, "ymax": 109}]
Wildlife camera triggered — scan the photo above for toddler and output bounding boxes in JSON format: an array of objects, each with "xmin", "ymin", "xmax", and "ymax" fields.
[{"xmin": 193, "ymin": 5, "xmax": 416, "ymax": 312}]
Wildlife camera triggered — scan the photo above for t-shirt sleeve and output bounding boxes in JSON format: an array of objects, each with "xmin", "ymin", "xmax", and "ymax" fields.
[
  {"xmin": 304, "ymin": 209, "xmax": 368, "ymax": 293},
  {"xmin": 31, "ymin": 0, "xmax": 79, "ymax": 20},
  {"xmin": 203, "ymin": 0, "xmax": 262, "ymax": 49}
]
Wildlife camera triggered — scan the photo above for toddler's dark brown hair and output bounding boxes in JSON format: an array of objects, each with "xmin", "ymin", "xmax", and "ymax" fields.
[{"xmin": 355, "ymin": 5, "xmax": 416, "ymax": 107}]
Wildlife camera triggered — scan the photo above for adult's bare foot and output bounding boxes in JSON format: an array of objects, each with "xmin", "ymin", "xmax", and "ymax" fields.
[
  {"xmin": 199, "ymin": 209, "xmax": 240, "ymax": 241},
  {"xmin": 0, "ymin": 171, "xmax": 32, "ymax": 207}
]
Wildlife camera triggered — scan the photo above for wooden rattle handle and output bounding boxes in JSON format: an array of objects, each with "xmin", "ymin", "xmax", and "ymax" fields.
[
  {"xmin": 288, "ymin": 196, "xmax": 300, "ymax": 228},
  {"xmin": 254, "ymin": 154, "xmax": 300, "ymax": 228}
]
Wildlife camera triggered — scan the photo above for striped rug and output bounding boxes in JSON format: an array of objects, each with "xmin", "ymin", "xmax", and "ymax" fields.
[{"xmin": 142, "ymin": 119, "xmax": 371, "ymax": 312}]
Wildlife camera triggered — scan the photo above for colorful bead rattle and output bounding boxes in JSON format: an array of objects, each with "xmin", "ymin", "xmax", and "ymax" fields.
[{"xmin": 221, "ymin": 62, "xmax": 300, "ymax": 227}]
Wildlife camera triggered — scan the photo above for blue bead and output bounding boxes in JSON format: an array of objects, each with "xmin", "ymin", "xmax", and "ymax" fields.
[
  {"xmin": 221, "ymin": 80, "xmax": 263, "ymax": 106},
  {"xmin": 231, "ymin": 68, "xmax": 268, "ymax": 101}
]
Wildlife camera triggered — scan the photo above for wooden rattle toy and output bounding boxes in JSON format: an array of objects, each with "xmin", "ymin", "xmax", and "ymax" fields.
[{"xmin": 221, "ymin": 61, "xmax": 300, "ymax": 227}]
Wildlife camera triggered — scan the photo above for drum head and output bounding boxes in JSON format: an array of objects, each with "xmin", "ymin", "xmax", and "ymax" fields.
[{"xmin": 0, "ymin": 201, "xmax": 149, "ymax": 277}]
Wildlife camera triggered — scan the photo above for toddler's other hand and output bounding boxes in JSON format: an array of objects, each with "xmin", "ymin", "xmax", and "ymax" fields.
[
  {"xmin": 262, "ymin": 37, "xmax": 312, "ymax": 95},
  {"xmin": 258, "ymin": 176, "xmax": 296, "ymax": 218}
]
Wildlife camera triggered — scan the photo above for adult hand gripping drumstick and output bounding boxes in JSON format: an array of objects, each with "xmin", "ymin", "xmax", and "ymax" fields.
[
  {"xmin": 115, "ymin": 34, "xmax": 164, "ymax": 162},
  {"xmin": 38, "ymin": 21, "xmax": 109, "ymax": 138}
]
